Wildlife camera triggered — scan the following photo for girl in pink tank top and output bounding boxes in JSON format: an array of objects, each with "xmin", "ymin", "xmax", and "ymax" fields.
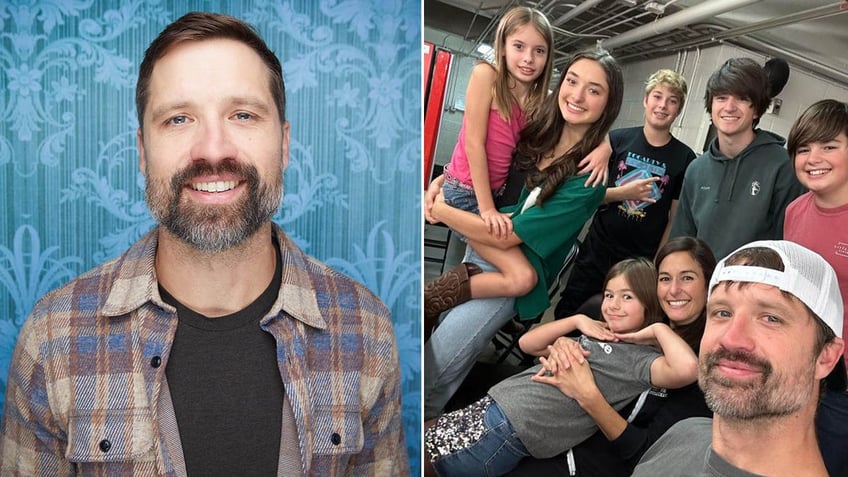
[{"xmin": 425, "ymin": 7, "xmax": 554, "ymax": 328}]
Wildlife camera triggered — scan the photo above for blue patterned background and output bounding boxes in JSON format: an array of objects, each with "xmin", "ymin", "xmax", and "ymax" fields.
[{"xmin": 0, "ymin": 0, "xmax": 421, "ymax": 471}]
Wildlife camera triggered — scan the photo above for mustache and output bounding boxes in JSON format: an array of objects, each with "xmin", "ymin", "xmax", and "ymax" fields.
[
  {"xmin": 169, "ymin": 159, "xmax": 258, "ymax": 191},
  {"xmin": 702, "ymin": 346, "xmax": 772, "ymax": 375}
]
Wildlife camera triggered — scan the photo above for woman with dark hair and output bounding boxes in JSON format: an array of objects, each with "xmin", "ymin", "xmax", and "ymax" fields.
[
  {"xmin": 508, "ymin": 236, "xmax": 717, "ymax": 476},
  {"xmin": 423, "ymin": 48, "xmax": 624, "ymax": 420}
]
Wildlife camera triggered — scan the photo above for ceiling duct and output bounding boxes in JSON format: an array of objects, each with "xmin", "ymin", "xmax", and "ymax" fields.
[
  {"xmin": 600, "ymin": 0, "xmax": 764, "ymax": 50},
  {"xmin": 551, "ymin": 0, "xmax": 606, "ymax": 26}
]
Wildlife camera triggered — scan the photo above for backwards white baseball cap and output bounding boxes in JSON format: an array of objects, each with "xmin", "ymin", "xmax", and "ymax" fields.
[{"xmin": 709, "ymin": 240, "xmax": 845, "ymax": 391}]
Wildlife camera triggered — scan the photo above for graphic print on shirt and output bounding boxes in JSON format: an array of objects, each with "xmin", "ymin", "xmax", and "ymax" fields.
[{"xmin": 615, "ymin": 152, "xmax": 669, "ymax": 220}]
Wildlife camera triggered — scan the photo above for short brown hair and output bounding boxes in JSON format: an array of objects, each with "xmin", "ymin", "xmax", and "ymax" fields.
[
  {"xmin": 704, "ymin": 57, "xmax": 769, "ymax": 128},
  {"xmin": 136, "ymin": 12, "xmax": 285, "ymax": 128},
  {"xmin": 787, "ymin": 99, "xmax": 848, "ymax": 157}
]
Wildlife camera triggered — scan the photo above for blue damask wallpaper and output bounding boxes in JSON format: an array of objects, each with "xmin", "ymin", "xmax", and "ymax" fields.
[{"xmin": 0, "ymin": 0, "xmax": 421, "ymax": 471}]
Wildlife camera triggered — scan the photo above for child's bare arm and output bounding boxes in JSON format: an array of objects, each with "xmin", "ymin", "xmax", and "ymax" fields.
[
  {"xmin": 464, "ymin": 63, "xmax": 512, "ymax": 238},
  {"xmin": 519, "ymin": 314, "xmax": 614, "ymax": 356},
  {"xmin": 616, "ymin": 323, "xmax": 697, "ymax": 389}
]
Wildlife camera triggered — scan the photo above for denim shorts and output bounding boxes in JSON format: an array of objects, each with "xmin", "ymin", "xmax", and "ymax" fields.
[
  {"xmin": 441, "ymin": 180, "xmax": 477, "ymax": 243},
  {"xmin": 428, "ymin": 396, "xmax": 529, "ymax": 477}
]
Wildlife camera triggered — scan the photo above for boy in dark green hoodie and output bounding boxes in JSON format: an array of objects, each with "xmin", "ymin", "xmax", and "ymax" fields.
[{"xmin": 669, "ymin": 57, "xmax": 804, "ymax": 260}]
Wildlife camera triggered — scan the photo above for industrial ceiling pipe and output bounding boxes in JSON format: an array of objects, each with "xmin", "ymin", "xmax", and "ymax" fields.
[
  {"xmin": 552, "ymin": 0, "xmax": 606, "ymax": 26},
  {"xmin": 600, "ymin": 0, "xmax": 764, "ymax": 50},
  {"xmin": 615, "ymin": 3, "xmax": 848, "ymax": 63}
]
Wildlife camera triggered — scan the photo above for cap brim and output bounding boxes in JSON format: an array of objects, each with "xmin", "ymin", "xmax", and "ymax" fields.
[{"xmin": 825, "ymin": 356, "xmax": 847, "ymax": 393}]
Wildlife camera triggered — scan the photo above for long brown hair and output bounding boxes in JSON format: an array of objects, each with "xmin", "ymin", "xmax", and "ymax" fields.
[
  {"xmin": 491, "ymin": 6, "xmax": 554, "ymax": 122},
  {"xmin": 603, "ymin": 258, "xmax": 662, "ymax": 330},
  {"xmin": 514, "ymin": 48, "xmax": 623, "ymax": 205}
]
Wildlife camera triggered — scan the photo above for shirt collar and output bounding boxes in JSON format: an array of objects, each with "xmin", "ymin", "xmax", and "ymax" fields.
[{"xmin": 101, "ymin": 224, "xmax": 327, "ymax": 330}]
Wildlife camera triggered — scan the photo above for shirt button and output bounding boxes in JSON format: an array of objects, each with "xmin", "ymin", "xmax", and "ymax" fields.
[
  {"xmin": 331, "ymin": 433, "xmax": 341, "ymax": 445},
  {"xmin": 150, "ymin": 356, "xmax": 162, "ymax": 368},
  {"xmin": 99, "ymin": 439, "xmax": 111, "ymax": 452}
]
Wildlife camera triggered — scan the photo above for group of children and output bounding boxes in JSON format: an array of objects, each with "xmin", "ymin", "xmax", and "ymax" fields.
[{"xmin": 423, "ymin": 4, "xmax": 848, "ymax": 477}]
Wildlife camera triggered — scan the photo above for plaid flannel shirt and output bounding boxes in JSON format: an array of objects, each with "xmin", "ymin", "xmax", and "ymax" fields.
[{"xmin": 0, "ymin": 224, "xmax": 409, "ymax": 476}]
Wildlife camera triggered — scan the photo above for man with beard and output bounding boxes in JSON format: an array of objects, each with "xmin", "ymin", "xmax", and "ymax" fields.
[
  {"xmin": 632, "ymin": 240, "xmax": 845, "ymax": 477},
  {"xmin": 0, "ymin": 12, "xmax": 408, "ymax": 477}
]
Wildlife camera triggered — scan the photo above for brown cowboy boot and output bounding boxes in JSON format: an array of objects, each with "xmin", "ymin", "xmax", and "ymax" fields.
[{"xmin": 424, "ymin": 262, "xmax": 482, "ymax": 340}]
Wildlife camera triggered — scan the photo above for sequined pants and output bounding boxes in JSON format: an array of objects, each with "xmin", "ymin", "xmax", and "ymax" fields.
[{"xmin": 424, "ymin": 396, "xmax": 530, "ymax": 477}]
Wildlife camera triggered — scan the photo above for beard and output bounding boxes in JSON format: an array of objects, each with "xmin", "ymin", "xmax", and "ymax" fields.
[
  {"xmin": 699, "ymin": 346, "xmax": 816, "ymax": 420},
  {"xmin": 145, "ymin": 159, "xmax": 282, "ymax": 253}
]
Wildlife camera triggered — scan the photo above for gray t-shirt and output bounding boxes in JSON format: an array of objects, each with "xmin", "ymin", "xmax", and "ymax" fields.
[
  {"xmin": 488, "ymin": 336, "xmax": 660, "ymax": 458},
  {"xmin": 632, "ymin": 417, "xmax": 765, "ymax": 477}
]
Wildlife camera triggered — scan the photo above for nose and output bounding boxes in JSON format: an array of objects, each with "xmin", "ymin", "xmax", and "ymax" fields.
[
  {"xmin": 570, "ymin": 87, "xmax": 586, "ymax": 103},
  {"xmin": 724, "ymin": 97, "xmax": 739, "ymax": 111},
  {"xmin": 190, "ymin": 119, "xmax": 238, "ymax": 164},
  {"xmin": 714, "ymin": 313, "xmax": 756, "ymax": 352},
  {"xmin": 807, "ymin": 144, "xmax": 825, "ymax": 163},
  {"xmin": 609, "ymin": 296, "xmax": 621, "ymax": 310},
  {"xmin": 668, "ymin": 278, "xmax": 682, "ymax": 296}
]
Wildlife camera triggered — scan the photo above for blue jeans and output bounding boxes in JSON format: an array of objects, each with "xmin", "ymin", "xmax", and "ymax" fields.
[
  {"xmin": 432, "ymin": 400, "xmax": 530, "ymax": 477},
  {"xmin": 816, "ymin": 389, "xmax": 848, "ymax": 476},
  {"xmin": 424, "ymin": 248, "xmax": 516, "ymax": 419}
]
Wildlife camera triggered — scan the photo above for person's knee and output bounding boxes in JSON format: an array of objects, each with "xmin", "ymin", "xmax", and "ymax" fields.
[{"xmin": 506, "ymin": 266, "xmax": 538, "ymax": 296}]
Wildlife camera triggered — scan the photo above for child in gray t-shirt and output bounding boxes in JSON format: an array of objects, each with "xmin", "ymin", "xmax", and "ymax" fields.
[{"xmin": 424, "ymin": 258, "xmax": 698, "ymax": 477}]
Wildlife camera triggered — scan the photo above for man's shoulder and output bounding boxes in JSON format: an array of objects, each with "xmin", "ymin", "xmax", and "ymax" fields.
[
  {"xmin": 28, "ymin": 246, "xmax": 136, "ymax": 324},
  {"xmin": 632, "ymin": 417, "xmax": 712, "ymax": 476},
  {"xmin": 648, "ymin": 416, "xmax": 712, "ymax": 451},
  {"xmin": 276, "ymin": 228, "xmax": 390, "ymax": 323}
]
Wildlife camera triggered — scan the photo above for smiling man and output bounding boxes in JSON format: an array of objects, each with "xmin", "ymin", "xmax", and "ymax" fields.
[
  {"xmin": 669, "ymin": 58, "xmax": 804, "ymax": 260},
  {"xmin": 632, "ymin": 240, "xmax": 845, "ymax": 476},
  {"xmin": 0, "ymin": 12, "xmax": 408, "ymax": 476}
]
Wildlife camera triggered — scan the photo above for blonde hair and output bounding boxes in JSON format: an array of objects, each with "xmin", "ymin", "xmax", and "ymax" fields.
[
  {"xmin": 491, "ymin": 6, "xmax": 553, "ymax": 122},
  {"xmin": 644, "ymin": 69, "xmax": 688, "ymax": 109}
]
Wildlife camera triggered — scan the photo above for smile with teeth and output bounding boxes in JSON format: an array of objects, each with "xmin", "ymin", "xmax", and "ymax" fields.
[
  {"xmin": 566, "ymin": 102, "xmax": 586, "ymax": 112},
  {"xmin": 807, "ymin": 169, "xmax": 830, "ymax": 176},
  {"xmin": 667, "ymin": 300, "xmax": 689, "ymax": 307},
  {"xmin": 191, "ymin": 180, "xmax": 239, "ymax": 193}
]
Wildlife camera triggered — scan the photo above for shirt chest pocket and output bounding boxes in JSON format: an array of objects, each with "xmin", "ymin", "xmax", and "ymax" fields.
[
  {"xmin": 311, "ymin": 404, "xmax": 364, "ymax": 456},
  {"xmin": 66, "ymin": 408, "xmax": 156, "ymax": 464}
]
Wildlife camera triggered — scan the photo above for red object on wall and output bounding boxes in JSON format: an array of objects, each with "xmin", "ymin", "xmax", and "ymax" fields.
[{"xmin": 423, "ymin": 43, "xmax": 451, "ymax": 189}]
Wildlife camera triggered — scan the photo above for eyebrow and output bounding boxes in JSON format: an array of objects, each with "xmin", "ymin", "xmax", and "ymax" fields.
[
  {"xmin": 566, "ymin": 71, "xmax": 607, "ymax": 91},
  {"xmin": 659, "ymin": 269, "xmax": 699, "ymax": 275}
]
